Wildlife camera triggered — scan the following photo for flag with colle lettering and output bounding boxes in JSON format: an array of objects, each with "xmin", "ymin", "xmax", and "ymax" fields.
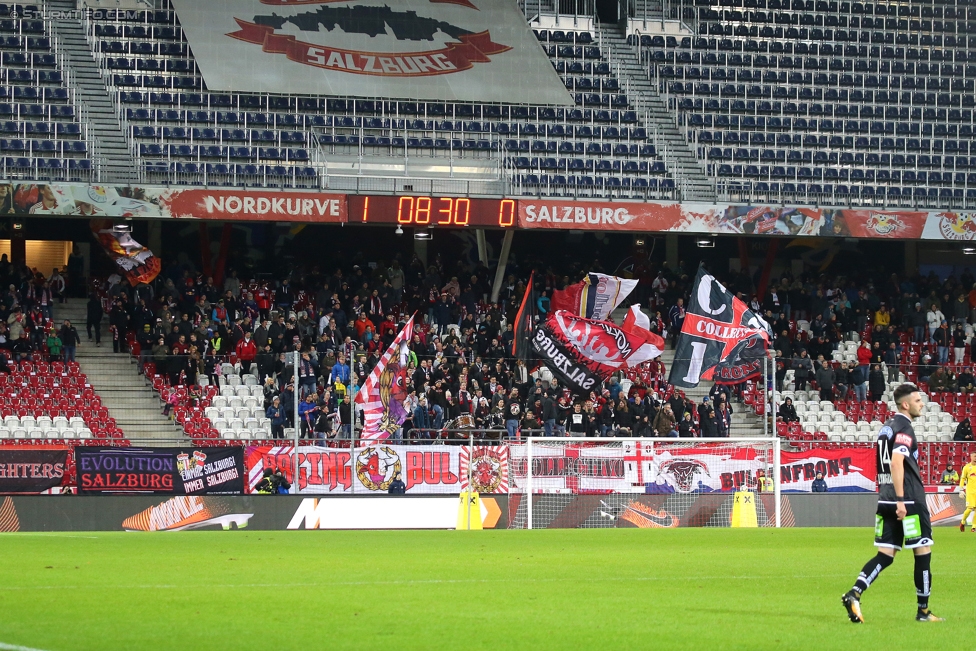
[{"xmin": 668, "ymin": 266, "xmax": 772, "ymax": 388}]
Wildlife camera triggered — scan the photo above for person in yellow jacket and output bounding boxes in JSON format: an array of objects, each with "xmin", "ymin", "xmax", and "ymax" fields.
[{"xmin": 959, "ymin": 452, "xmax": 976, "ymax": 532}]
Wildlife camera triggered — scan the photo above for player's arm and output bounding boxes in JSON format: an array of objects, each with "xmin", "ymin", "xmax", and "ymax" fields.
[
  {"xmin": 960, "ymin": 466, "xmax": 968, "ymax": 493},
  {"xmin": 891, "ymin": 451, "xmax": 907, "ymax": 520}
]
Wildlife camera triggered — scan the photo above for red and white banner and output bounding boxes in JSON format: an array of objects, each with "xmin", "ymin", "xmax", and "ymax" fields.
[
  {"xmin": 246, "ymin": 444, "xmax": 477, "ymax": 494},
  {"xmin": 780, "ymin": 448, "xmax": 876, "ymax": 492},
  {"xmin": 156, "ymin": 188, "xmax": 346, "ymax": 222},
  {"xmin": 519, "ymin": 200, "xmax": 930, "ymax": 239},
  {"xmin": 635, "ymin": 441, "xmax": 771, "ymax": 494},
  {"xmin": 509, "ymin": 442, "xmax": 629, "ymax": 493},
  {"xmin": 170, "ymin": 0, "xmax": 571, "ymax": 104},
  {"xmin": 356, "ymin": 316, "xmax": 415, "ymax": 441},
  {"xmin": 459, "ymin": 445, "xmax": 508, "ymax": 493}
]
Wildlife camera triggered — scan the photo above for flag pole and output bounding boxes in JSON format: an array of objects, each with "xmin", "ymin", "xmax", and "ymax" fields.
[
  {"xmin": 350, "ymin": 375, "xmax": 356, "ymax": 494},
  {"xmin": 292, "ymin": 349, "xmax": 299, "ymax": 494}
]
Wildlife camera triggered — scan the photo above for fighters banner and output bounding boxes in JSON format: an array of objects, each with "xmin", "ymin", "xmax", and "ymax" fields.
[
  {"xmin": 550, "ymin": 273, "xmax": 639, "ymax": 321},
  {"xmin": 90, "ymin": 219, "xmax": 161, "ymax": 286},
  {"xmin": 245, "ymin": 444, "xmax": 507, "ymax": 495},
  {"xmin": 356, "ymin": 316, "xmax": 415, "ymax": 441},
  {"xmin": 668, "ymin": 267, "xmax": 772, "ymax": 388},
  {"xmin": 780, "ymin": 447, "xmax": 876, "ymax": 492},
  {"xmin": 0, "ymin": 447, "xmax": 68, "ymax": 493},
  {"xmin": 170, "ymin": 0, "xmax": 572, "ymax": 104},
  {"xmin": 76, "ymin": 447, "xmax": 245, "ymax": 495},
  {"xmin": 531, "ymin": 310, "xmax": 665, "ymax": 396}
]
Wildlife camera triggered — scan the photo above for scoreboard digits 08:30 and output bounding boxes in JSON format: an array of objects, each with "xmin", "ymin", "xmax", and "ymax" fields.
[{"xmin": 352, "ymin": 195, "xmax": 516, "ymax": 228}]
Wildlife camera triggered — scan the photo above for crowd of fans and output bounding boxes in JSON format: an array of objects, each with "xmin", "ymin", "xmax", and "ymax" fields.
[{"xmin": 7, "ymin": 241, "xmax": 968, "ymax": 443}]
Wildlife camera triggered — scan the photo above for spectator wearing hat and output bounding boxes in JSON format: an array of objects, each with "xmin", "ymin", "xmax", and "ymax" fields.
[
  {"xmin": 917, "ymin": 354, "xmax": 938, "ymax": 384},
  {"xmin": 778, "ymin": 397, "xmax": 799, "ymax": 423},
  {"xmin": 908, "ymin": 301, "xmax": 926, "ymax": 343},
  {"xmin": 811, "ymin": 472, "xmax": 828, "ymax": 493},
  {"xmin": 235, "ymin": 330, "xmax": 257, "ymax": 375},
  {"xmin": 697, "ymin": 396, "xmax": 711, "ymax": 424},
  {"xmin": 941, "ymin": 462, "xmax": 960, "ymax": 485},
  {"xmin": 267, "ymin": 396, "xmax": 286, "ymax": 439},
  {"xmin": 927, "ymin": 303, "xmax": 946, "ymax": 343}
]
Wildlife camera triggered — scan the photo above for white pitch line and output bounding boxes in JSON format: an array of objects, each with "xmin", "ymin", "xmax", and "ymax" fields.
[
  {"xmin": 0, "ymin": 534, "xmax": 99, "ymax": 539},
  {"xmin": 0, "ymin": 642, "xmax": 52, "ymax": 651},
  {"xmin": 0, "ymin": 573, "xmax": 853, "ymax": 591}
]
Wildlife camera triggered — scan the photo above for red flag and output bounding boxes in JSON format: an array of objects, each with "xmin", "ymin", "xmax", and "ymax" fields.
[{"xmin": 550, "ymin": 280, "xmax": 584, "ymax": 314}]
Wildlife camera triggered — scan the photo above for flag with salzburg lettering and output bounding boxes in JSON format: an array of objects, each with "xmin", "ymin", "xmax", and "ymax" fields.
[{"xmin": 668, "ymin": 266, "xmax": 772, "ymax": 388}]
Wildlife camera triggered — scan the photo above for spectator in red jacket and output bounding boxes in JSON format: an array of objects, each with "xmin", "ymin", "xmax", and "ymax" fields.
[
  {"xmin": 235, "ymin": 330, "xmax": 257, "ymax": 374},
  {"xmin": 856, "ymin": 340, "xmax": 872, "ymax": 373}
]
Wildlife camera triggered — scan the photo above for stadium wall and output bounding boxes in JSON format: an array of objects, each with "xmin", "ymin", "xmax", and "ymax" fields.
[{"xmin": 0, "ymin": 494, "xmax": 959, "ymax": 531}]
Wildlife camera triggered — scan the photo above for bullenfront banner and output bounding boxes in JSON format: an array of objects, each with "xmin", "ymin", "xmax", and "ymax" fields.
[
  {"xmin": 170, "ymin": 0, "xmax": 572, "ymax": 104},
  {"xmin": 76, "ymin": 447, "xmax": 245, "ymax": 495}
]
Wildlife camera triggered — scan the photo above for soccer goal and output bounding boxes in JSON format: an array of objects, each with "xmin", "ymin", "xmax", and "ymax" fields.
[{"xmin": 507, "ymin": 437, "xmax": 781, "ymax": 529}]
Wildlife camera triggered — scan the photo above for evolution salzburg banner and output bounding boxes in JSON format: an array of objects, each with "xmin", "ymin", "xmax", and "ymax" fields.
[
  {"xmin": 245, "ymin": 444, "xmax": 509, "ymax": 495},
  {"xmin": 77, "ymin": 447, "xmax": 245, "ymax": 495},
  {"xmin": 518, "ymin": 199, "xmax": 935, "ymax": 239},
  {"xmin": 169, "ymin": 0, "xmax": 572, "ymax": 104},
  {"xmin": 0, "ymin": 181, "xmax": 347, "ymax": 222}
]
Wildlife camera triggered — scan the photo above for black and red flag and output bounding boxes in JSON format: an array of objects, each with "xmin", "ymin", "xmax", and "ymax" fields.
[
  {"xmin": 668, "ymin": 266, "xmax": 772, "ymax": 388},
  {"xmin": 511, "ymin": 272, "xmax": 538, "ymax": 361}
]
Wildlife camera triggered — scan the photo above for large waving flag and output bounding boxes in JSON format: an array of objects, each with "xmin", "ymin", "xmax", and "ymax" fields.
[
  {"xmin": 550, "ymin": 273, "xmax": 638, "ymax": 320},
  {"xmin": 620, "ymin": 304, "xmax": 666, "ymax": 366},
  {"xmin": 356, "ymin": 315, "xmax": 415, "ymax": 441},
  {"xmin": 668, "ymin": 267, "xmax": 772, "ymax": 388},
  {"xmin": 511, "ymin": 272, "xmax": 538, "ymax": 361},
  {"xmin": 531, "ymin": 309, "xmax": 664, "ymax": 396}
]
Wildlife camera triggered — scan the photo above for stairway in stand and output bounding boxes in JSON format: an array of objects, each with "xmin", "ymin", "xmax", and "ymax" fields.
[
  {"xmin": 55, "ymin": 298, "xmax": 185, "ymax": 444},
  {"xmin": 659, "ymin": 346, "xmax": 765, "ymax": 436}
]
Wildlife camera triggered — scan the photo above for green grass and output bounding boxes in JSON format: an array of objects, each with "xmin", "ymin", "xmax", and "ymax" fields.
[{"xmin": 0, "ymin": 528, "xmax": 972, "ymax": 650}]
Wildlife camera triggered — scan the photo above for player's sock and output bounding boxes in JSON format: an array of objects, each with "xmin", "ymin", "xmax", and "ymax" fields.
[
  {"xmin": 914, "ymin": 552, "xmax": 932, "ymax": 611},
  {"xmin": 852, "ymin": 552, "xmax": 894, "ymax": 594}
]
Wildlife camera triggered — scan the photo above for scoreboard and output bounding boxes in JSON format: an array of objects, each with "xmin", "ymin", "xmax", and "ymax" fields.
[{"xmin": 349, "ymin": 195, "xmax": 516, "ymax": 229}]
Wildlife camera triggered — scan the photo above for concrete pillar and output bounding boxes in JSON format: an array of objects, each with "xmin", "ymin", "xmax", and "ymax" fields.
[
  {"xmin": 490, "ymin": 230, "xmax": 514, "ymax": 303},
  {"xmin": 905, "ymin": 241, "xmax": 918, "ymax": 276},
  {"xmin": 147, "ymin": 220, "xmax": 162, "ymax": 255},
  {"xmin": 414, "ymin": 236, "xmax": 427, "ymax": 268},
  {"xmin": 475, "ymin": 229, "xmax": 488, "ymax": 267},
  {"xmin": 666, "ymin": 234, "xmax": 679, "ymax": 270}
]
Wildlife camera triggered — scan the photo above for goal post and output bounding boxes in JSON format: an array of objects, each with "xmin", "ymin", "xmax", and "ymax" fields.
[{"xmin": 507, "ymin": 437, "xmax": 782, "ymax": 530}]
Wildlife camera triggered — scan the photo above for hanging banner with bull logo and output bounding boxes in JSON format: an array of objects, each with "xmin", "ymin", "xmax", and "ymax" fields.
[
  {"xmin": 170, "ymin": 0, "xmax": 572, "ymax": 104},
  {"xmin": 668, "ymin": 266, "xmax": 772, "ymax": 388},
  {"xmin": 90, "ymin": 219, "xmax": 161, "ymax": 287}
]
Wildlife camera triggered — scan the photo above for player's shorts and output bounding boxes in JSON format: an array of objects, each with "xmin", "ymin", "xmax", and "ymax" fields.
[
  {"xmin": 966, "ymin": 490, "xmax": 976, "ymax": 510},
  {"xmin": 875, "ymin": 501, "xmax": 933, "ymax": 550}
]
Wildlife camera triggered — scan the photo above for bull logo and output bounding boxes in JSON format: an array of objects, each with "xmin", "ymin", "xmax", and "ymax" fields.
[
  {"xmin": 659, "ymin": 459, "xmax": 710, "ymax": 493},
  {"xmin": 470, "ymin": 452, "xmax": 503, "ymax": 493},
  {"xmin": 866, "ymin": 213, "xmax": 903, "ymax": 235}
]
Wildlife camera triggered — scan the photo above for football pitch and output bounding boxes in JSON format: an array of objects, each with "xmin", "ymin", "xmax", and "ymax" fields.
[{"xmin": 0, "ymin": 528, "xmax": 972, "ymax": 651}]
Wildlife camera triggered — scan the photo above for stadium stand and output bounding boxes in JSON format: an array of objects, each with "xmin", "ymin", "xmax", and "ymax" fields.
[
  {"xmin": 0, "ymin": 3, "xmax": 93, "ymax": 182},
  {"xmin": 71, "ymin": 2, "xmax": 680, "ymax": 198},
  {"xmin": 634, "ymin": 0, "xmax": 976, "ymax": 206}
]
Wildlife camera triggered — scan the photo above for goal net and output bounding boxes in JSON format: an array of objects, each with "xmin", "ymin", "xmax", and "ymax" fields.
[{"xmin": 507, "ymin": 437, "xmax": 781, "ymax": 529}]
